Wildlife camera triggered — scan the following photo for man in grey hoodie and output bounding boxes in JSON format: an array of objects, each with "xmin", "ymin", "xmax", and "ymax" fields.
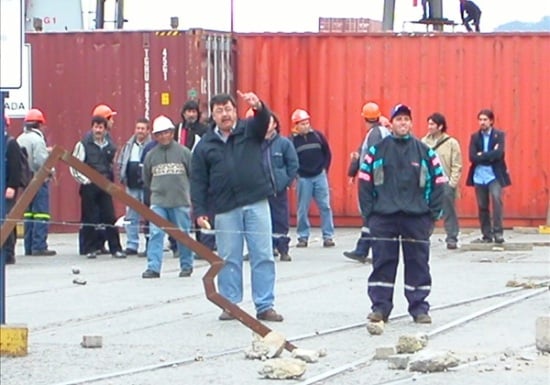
[{"xmin": 141, "ymin": 115, "xmax": 193, "ymax": 278}]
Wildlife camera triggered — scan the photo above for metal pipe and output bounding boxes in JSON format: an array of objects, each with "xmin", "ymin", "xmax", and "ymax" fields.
[
  {"xmin": 0, "ymin": 91, "xmax": 7, "ymax": 323},
  {"xmin": 382, "ymin": 0, "xmax": 396, "ymax": 31},
  {"xmin": 206, "ymin": 35, "xmax": 212, "ymax": 104}
]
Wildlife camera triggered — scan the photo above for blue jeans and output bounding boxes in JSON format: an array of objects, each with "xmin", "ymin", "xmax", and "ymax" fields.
[
  {"xmin": 215, "ymin": 199, "xmax": 276, "ymax": 314},
  {"xmin": 296, "ymin": 170, "xmax": 335, "ymax": 240},
  {"xmin": 24, "ymin": 182, "xmax": 50, "ymax": 254},
  {"xmin": 146, "ymin": 205, "xmax": 193, "ymax": 273},
  {"xmin": 124, "ymin": 187, "xmax": 144, "ymax": 251}
]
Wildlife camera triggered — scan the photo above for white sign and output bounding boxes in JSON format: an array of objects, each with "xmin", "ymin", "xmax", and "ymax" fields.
[
  {"xmin": 4, "ymin": 44, "xmax": 32, "ymax": 118},
  {"xmin": 0, "ymin": 0, "xmax": 24, "ymax": 89}
]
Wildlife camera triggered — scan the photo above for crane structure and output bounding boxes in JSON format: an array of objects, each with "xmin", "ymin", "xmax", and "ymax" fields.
[{"xmin": 383, "ymin": 0, "xmax": 446, "ymax": 31}]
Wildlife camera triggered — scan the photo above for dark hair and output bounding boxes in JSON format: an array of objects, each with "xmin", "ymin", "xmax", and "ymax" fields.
[
  {"xmin": 271, "ymin": 113, "xmax": 281, "ymax": 133},
  {"xmin": 136, "ymin": 117, "xmax": 150, "ymax": 126},
  {"xmin": 209, "ymin": 93, "xmax": 236, "ymax": 111},
  {"xmin": 91, "ymin": 115, "xmax": 109, "ymax": 127},
  {"xmin": 181, "ymin": 100, "xmax": 201, "ymax": 120},
  {"xmin": 24, "ymin": 121, "xmax": 41, "ymax": 130},
  {"xmin": 427, "ymin": 112, "xmax": 448, "ymax": 132},
  {"xmin": 478, "ymin": 109, "xmax": 494, "ymax": 121}
]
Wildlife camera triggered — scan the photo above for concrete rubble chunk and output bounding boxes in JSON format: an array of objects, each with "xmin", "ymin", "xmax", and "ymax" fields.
[
  {"xmin": 409, "ymin": 351, "xmax": 460, "ymax": 373},
  {"xmin": 374, "ymin": 346, "xmax": 397, "ymax": 360},
  {"xmin": 244, "ymin": 331, "xmax": 286, "ymax": 360},
  {"xmin": 366, "ymin": 321, "xmax": 385, "ymax": 335},
  {"xmin": 81, "ymin": 335, "xmax": 102, "ymax": 348},
  {"xmin": 291, "ymin": 348, "xmax": 320, "ymax": 363},
  {"xmin": 388, "ymin": 354, "xmax": 410, "ymax": 370},
  {"xmin": 258, "ymin": 358, "xmax": 307, "ymax": 379},
  {"xmin": 536, "ymin": 315, "xmax": 550, "ymax": 353},
  {"xmin": 396, "ymin": 333, "xmax": 428, "ymax": 354}
]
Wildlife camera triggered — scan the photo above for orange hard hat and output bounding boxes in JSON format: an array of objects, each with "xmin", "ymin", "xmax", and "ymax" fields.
[
  {"xmin": 361, "ymin": 102, "xmax": 381, "ymax": 121},
  {"xmin": 25, "ymin": 108, "xmax": 46, "ymax": 123},
  {"xmin": 291, "ymin": 109, "xmax": 310, "ymax": 123},
  {"xmin": 245, "ymin": 108, "xmax": 255, "ymax": 118},
  {"xmin": 92, "ymin": 104, "xmax": 117, "ymax": 119},
  {"xmin": 4, "ymin": 114, "xmax": 10, "ymax": 127}
]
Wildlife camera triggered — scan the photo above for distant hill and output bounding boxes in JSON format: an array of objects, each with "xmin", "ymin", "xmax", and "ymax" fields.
[{"xmin": 494, "ymin": 16, "xmax": 550, "ymax": 32}]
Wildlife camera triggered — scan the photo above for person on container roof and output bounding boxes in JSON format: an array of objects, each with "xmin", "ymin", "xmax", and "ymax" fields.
[
  {"xmin": 459, "ymin": 0, "xmax": 482, "ymax": 32},
  {"xmin": 466, "ymin": 109, "xmax": 511, "ymax": 245},
  {"xmin": 290, "ymin": 108, "xmax": 335, "ymax": 248},
  {"xmin": 344, "ymin": 101, "xmax": 390, "ymax": 264},
  {"xmin": 359, "ymin": 103, "xmax": 447, "ymax": 325},
  {"xmin": 17, "ymin": 108, "xmax": 57, "ymax": 257}
]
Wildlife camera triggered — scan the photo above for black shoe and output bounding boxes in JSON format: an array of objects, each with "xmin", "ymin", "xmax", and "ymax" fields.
[
  {"xmin": 178, "ymin": 268, "xmax": 193, "ymax": 277},
  {"xmin": 273, "ymin": 249, "xmax": 280, "ymax": 257},
  {"xmin": 494, "ymin": 236, "xmax": 505, "ymax": 244},
  {"xmin": 32, "ymin": 249, "xmax": 57, "ymax": 256},
  {"xmin": 5, "ymin": 258, "xmax": 15, "ymax": 265},
  {"xmin": 124, "ymin": 248, "xmax": 138, "ymax": 255},
  {"xmin": 446, "ymin": 242, "xmax": 458, "ymax": 250},
  {"xmin": 112, "ymin": 251, "xmax": 127, "ymax": 259},
  {"xmin": 142, "ymin": 269, "xmax": 160, "ymax": 278},
  {"xmin": 137, "ymin": 251, "xmax": 147, "ymax": 258},
  {"xmin": 243, "ymin": 253, "xmax": 250, "ymax": 261},
  {"xmin": 343, "ymin": 251, "xmax": 368, "ymax": 263},
  {"xmin": 86, "ymin": 252, "xmax": 97, "ymax": 259},
  {"xmin": 296, "ymin": 239, "xmax": 308, "ymax": 248},
  {"xmin": 323, "ymin": 239, "xmax": 336, "ymax": 247}
]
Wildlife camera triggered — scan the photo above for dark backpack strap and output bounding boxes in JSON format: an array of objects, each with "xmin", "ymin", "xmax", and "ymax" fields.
[{"xmin": 432, "ymin": 136, "xmax": 452, "ymax": 151}]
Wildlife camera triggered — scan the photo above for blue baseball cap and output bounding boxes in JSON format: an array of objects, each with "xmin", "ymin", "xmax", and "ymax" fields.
[{"xmin": 390, "ymin": 104, "xmax": 412, "ymax": 120}]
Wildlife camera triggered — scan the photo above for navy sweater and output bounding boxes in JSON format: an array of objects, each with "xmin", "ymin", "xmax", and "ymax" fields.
[{"xmin": 291, "ymin": 129, "xmax": 331, "ymax": 178}]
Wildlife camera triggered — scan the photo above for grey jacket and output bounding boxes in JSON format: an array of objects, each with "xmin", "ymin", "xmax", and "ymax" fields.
[
  {"xmin": 16, "ymin": 128, "xmax": 49, "ymax": 172},
  {"xmin": 116, "ymin": 134, "xmax": 152, "ymax": 185},
  {"xmin": 143, "ymin": 141, "xmax": 192, "ymax": 208}
]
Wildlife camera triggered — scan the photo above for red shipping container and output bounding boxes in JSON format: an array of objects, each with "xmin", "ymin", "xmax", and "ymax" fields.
[
  {"xmin": 235, "ymin": 32, "xmax": 550, "ymax": 228},
  {"xmin": 21, "ymin": 29, "xmax": 234, "ymax": 232}
]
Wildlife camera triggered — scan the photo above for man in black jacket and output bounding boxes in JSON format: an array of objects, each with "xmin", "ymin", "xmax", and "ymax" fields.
[
  {"xmin": 2, "ymin": 116, "xmax": 22, "ymax": 264},
  {"xmin": 466, "ymin": 109, "xmax": 511, "ymax": 244},
  {"xmin": 191, "ymin": 91, "xmax": 283, "ymax": 323}
]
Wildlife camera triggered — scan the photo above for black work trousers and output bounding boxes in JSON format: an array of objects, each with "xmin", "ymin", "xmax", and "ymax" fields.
[{"xmin": 79, "ymin": 184, "xmax": 122, "ymax": 255}]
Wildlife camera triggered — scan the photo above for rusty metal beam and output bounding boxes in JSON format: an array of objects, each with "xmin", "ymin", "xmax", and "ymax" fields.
[{"xmin": 0, "ymin": 145, "xmax": 296, "ymax": 352}]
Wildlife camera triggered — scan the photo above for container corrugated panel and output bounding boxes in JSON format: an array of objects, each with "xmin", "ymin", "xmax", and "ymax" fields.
[
  {"xmin": 24, "ymin": 29, "xmax": 234, "ymax": 232},
  {"xmin": 235, "ymin": 32, "xmax": 550, "ymax": 227}
]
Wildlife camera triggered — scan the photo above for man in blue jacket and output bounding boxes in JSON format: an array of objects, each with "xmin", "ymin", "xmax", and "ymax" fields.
[
  {"xmin": 191, "ymin": 91, "xmax": 283, "ymax": 322},
  {"xmin": 466, "ymin": 109, "xmax": 511, "ymax": 244},
  {"xmin": 261, "ymin": 112, "xmax": 298, "ymax": 261}
]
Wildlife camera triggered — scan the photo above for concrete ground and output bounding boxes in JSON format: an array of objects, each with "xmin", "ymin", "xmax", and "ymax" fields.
[{"xmin": 1, "ymin": 227, "xmax": 549, "ymax": 385}]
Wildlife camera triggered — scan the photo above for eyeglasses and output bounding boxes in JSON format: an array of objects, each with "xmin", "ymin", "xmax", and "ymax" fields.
[{"xmin": 212, "ymin": 106, "xmax": 235, "ymax": 115}]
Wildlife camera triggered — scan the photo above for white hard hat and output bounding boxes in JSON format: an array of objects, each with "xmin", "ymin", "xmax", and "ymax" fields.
[{"xmin": 152, "ymin": 115, "xmax": 174, "ymax": 134}]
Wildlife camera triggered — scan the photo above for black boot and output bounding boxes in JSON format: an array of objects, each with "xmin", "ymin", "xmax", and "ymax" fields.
[{"xmin": 343, "ymin": 232, "xmax": 371, "ymax": 263}]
